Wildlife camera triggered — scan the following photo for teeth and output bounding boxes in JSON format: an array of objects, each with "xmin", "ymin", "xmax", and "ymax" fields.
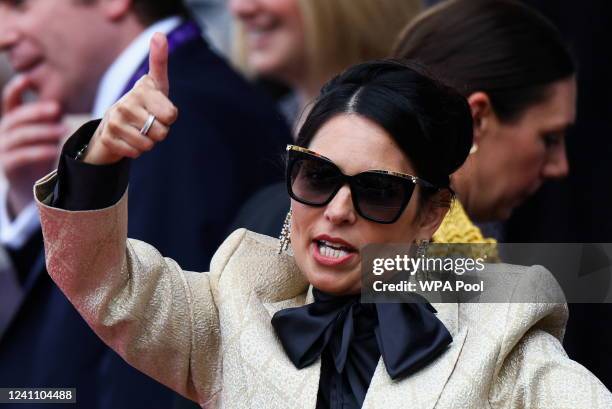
[
  {"xmin": 321, "ymin": 240, "xmax": 344, "ymax": 250},
  {"xmin": 318, "ymin": 242, "xmax": 349, "ymax": 259}
]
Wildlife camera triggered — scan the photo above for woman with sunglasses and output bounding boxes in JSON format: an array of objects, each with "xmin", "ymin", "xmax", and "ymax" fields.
[{"xmin": 33, "ymin": 35, "xmax": 611, "ymax": 408}]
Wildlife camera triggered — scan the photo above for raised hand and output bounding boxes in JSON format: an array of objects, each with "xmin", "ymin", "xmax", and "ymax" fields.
[
  {"xmin": 84, "ymin": 33, "xmax": 178, "ymax": 165},
  {"xmin": 0, "ymin": 74, "xmax": 66, "ymax": 217}
]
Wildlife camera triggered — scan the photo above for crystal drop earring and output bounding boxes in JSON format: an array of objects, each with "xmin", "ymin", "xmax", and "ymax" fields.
[{"xmin": 278, "ymin": 209, "xmax": 292, "ymax": 254}]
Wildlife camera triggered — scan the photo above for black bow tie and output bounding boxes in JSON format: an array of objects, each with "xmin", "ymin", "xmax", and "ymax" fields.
[{"xmin": 271, "ymin": 288, "xmax": 453, "ymax": 380}]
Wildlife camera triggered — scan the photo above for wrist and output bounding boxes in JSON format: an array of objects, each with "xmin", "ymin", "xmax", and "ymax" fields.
[{"xmin": 82, "ymin": 140, "xmax": 122, "ymax": 165}]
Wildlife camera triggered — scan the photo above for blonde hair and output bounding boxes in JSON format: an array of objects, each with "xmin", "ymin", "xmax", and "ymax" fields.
[{"xmin": 233, "ymin": 0, "xmax": 422, "ymax": 88}]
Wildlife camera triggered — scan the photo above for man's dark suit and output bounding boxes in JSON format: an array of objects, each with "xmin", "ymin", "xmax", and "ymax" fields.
[{"xmin": 0, "ymin": 24, "xmax": 291, "ymax": 409}]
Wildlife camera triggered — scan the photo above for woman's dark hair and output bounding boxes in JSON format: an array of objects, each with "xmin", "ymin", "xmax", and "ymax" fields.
[
  {"xmin": 296, "ymin": 60, "xmax": 473, "ymax": 201},
  {"xmin": 393, "ymin": 0, "xmax": 575, "ymax": 123}
]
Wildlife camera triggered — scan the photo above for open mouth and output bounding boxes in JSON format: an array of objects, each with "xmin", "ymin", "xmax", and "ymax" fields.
[
  {"xmin": 316, "ymin": 240, "xmax": 355, "ymax": 259},
  {"xmin": 243, "ymin": 19, "xmax": 282, "ymax": 47},
  {"xmin": 311, "ymin": 235, "xmax": 358, "ymax": 267},
  {"xmin": 243, "ymin": 16, "xmax": 281, "ymax": 34}
]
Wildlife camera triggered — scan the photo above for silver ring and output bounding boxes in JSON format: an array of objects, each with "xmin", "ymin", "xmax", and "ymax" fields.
[{"xmin": 139, "ymin": 114, "xmax": 156, "ymax": 136}]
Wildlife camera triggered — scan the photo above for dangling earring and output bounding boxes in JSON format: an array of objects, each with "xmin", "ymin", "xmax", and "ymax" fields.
[
  {"xmin": 415, "ymin": 238, "xmax": 430, "ymax": 258},
  {"xmin": 469, "ymin": 144, "xmax": 479, "ymax": 155},
  {"xmin": 415, "ymin": 238, "xmax": 430, "ymax": 282},
  {"xmin": 278, "ymin": 209, "xmax": 292, "ymax": 254}
]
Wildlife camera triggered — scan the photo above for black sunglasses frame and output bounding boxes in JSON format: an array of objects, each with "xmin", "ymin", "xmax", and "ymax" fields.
[{"xmin": 285, "ymin": 145, "xmax": 437, "ymax": 224}]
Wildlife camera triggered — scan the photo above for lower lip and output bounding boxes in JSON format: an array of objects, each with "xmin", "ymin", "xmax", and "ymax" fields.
[
  {"xmin": 246, "ymin": 27, "xmax": 278, "ymax": 49},
  {"xmin": 248, "ymin": 32, "xmax": 268, "ymax": 49},
  {"xmin": 311, "ymin": 242, "xmax": 357, "ymax": 267}
]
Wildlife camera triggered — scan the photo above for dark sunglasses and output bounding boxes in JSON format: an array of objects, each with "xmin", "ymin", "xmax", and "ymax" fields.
[{"xmin": 286, "ymin": 145, "xmax": 437, "ymax": 224}]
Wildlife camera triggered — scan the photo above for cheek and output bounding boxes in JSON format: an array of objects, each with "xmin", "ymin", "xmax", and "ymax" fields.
[
  {"xmin": 359, "ymin": 198, "xmax": 421, "ymax": 245},
  {"xmin": 29, "ymin": 5, "xmax": 69, "ymax": 53},
  {"xmin": 506, "ymin": 133, "xmax": 547, "ymax": 190},
  {"xmin": 289, "ymin": 202, "xmax": 318, "ymax": 248},
  {"xmin": 280, "ymin": 24, "xmax": 304, "ymax": 55},
  {"xmin": 281, "ymin": 6, "xmax": 304, "ymax": 49},
  {"xmin": 483, "ymin": 128, "xmax": 545, "ymax": 191},
  {"xmin": 251, "ymin": 30, "xmax": 304, "ymax": 73},
  {"xmin": 249, "ymin": 3, "xmax": 304, "ymax": 74},
  {"xmin": 390, "ymin": 198, "xmax": 422, "ymax": 242},
  {"xmin": 270, "ymin": 0, "xmax": 303, "ymax": 32}
]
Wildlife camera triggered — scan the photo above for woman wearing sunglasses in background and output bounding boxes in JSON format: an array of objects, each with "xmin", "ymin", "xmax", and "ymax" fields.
[{"xmin": 33, "ymin": 35, "xmax": 611, "ymax": 408}]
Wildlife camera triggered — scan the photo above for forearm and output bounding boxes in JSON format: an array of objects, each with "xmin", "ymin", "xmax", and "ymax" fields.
[
  {"xmin": 36, "ymin": 171, "xmax": 222, "ymax": 403},
  {"xmin": 33, "ymin": 122, "xmax": 222, "ymax": 403}
]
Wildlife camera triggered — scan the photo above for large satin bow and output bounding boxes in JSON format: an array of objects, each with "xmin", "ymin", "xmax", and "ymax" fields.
[{"xmin": 271, "ymin": 288, "xmax": 452, "ymax": 380}]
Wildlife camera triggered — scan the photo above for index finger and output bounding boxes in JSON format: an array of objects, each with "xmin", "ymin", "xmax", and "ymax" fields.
[{"xmin": 2, "ymin": 75, "xmax": 33, "ymax": 114}]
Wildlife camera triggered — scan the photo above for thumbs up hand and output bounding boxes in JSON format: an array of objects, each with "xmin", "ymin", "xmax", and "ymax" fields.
[{"xmin": 85, "ymin": 33, "xmax": 178, "ymax": 165}]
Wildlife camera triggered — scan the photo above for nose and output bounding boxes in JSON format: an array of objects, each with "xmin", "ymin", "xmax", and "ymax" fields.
[
  {"xmin": 229, "ymin": 0, "xmax": 259, "ymax": 18},
  {"xmin": 324, "ymin": 185, "xmax": 357, "ymax": 225},
  {"xmin": 542, "ymin": 143, "xmax": 570, "ymax": 179}
]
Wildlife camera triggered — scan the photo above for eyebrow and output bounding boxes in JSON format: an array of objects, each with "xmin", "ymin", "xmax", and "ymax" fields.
[{"xmin": 286, "ymin": 144, "xmax": 436, "ymax": 188}]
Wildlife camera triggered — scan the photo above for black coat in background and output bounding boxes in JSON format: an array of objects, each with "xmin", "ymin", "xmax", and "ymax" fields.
[{"xmin": 0, "ymin": 30, "xmax": 291, "ymax": 409}]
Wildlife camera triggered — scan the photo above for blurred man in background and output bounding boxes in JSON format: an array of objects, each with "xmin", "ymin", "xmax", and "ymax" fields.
[{"xmin": 0, "ymin": 0, "xmax": 290, "ymax": 408}]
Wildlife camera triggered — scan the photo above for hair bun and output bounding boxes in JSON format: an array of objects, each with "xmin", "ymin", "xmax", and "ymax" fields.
[{"xmin": 300, "ymin": 60, "xmax": 473, "ymax": 192}]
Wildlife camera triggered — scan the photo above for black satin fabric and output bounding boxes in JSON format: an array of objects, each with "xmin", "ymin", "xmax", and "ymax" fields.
[{"xmin": 272, "ymin": 289, "xmax": 453, "ymax": 408}]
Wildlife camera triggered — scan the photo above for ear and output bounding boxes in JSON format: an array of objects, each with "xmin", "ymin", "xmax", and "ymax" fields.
[
  {"xmin": 415, "ymin": 189, "xmax": 452, "ymax": 240},
  {"xmin": 467, "ymin": 92, "xmax": 497, "ymax": 147},
  {"xmin": 100, "ymin": 0, "xmax": 133, "ymax": 21}
]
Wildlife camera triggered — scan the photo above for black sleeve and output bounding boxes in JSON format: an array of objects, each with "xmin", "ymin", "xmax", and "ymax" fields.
[{"xmin": 52, "ymin": 119, "xmax": 131, "ymax": 211}]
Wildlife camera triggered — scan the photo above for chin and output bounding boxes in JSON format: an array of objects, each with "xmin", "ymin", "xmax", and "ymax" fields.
[
  {"xmin": 38, "ymin": 89, "xmax": 64, "ymax": 104},
  {"xmin": 249, "ymin": 56, "xmax": 280, "ymax": 78},
  {"xmin": 501, "ymin": 199, "xmax": 520, "ymax": 218},
  {"xmin": 37, "ymin": 81, "xmax": 67, "ymax": 106},
  {"xmin": 249, "ymin": 50, "xmax": 297, "ymax": 82},
  {"xmin": 307, "ymin": 269, "xmax": 360, "ymax": 296}
]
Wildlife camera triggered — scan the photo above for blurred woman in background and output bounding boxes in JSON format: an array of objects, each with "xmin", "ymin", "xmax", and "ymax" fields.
[
  {"xmin": 229, "ymin": 0, "xmax": 422, "ymax": 126},
  {"xmin": 228, "ymin": 0, "xmax": 423, "ymax": 237},
  {"xmin": 393, "ymin": 0, "xmax": 576, "ymax": 244}
]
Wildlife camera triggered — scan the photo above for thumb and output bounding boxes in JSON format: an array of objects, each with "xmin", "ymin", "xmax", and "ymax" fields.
[{"xmin": 148, "ymin": 32, "xmax": 169, "ymax": 96}]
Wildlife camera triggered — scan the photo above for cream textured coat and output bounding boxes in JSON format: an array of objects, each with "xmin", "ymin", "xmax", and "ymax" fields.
[{"xmin": 35, "ymin": 172, "xmax": 612, "ymax": 409}]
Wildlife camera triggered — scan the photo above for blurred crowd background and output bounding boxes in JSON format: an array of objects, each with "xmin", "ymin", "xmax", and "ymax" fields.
[{"xmin": 0, "ymin": 0, "xmax": 609, "ymax": 408}]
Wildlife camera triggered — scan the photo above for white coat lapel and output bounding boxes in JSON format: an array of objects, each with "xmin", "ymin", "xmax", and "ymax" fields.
[
  {"xmin": 361, "ymin": 302, "xmax": 467, "ymax": 409},
  {"xmin": 261, "ymin": 286, "xmax": 320, "ymax": 409}
]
